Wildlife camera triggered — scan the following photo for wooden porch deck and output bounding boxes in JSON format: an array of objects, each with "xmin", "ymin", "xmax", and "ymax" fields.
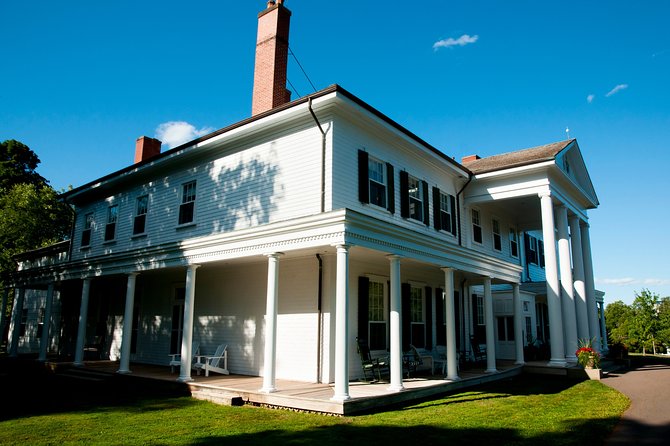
[{"xmin": 71, "ymin": 360, "xmax": 525, "ymax": 415}]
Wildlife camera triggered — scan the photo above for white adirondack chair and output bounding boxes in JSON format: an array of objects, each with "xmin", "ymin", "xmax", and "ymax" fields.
[
  {"xmin": 169, "ymin": 341, "xmax": 200, "ymax": 373},
  {"xmin": 193, "ymin": 344, "xmax": 229, "ymax": 376}
]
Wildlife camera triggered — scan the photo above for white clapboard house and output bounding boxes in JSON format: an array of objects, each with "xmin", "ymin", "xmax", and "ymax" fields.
[{"xmin": 4, "ymin": 1, "xmax": 606, "ymax": 400}]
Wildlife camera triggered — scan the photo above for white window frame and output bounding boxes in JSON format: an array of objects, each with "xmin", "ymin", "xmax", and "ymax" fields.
[
  {"xmin": 178, "ymin": 181, "xmax": 197, "ymax": 226},
  {"xmin": 409, "ymin": 285, "xmax": 426, "ymax": 348},
  {"xmin": 509, "ymin": 227, "xmax": 519, "ymax": 258},
  {"xmin": 492, "ymin": 218, "xmax": 502, "ymax": 252},
  {"xmin": 528, "ymin": 235, "xmax": 538, "ymax": 264},
  {"xmin": 472, "ymin": 208, "xmax": 483, "ymax": 244},
  {"xmin": 476, "ymin": 295, "xmax": 485, "ymax": 326},
  {"xmin": 367, "ymin": 278, "xmax": 388, "ymax": 352},
  {"xmin": 407, "ymin": 175, "xmax": 423, "ymax": 222},
  {"xmin": 104, "ymin": 204, "xmax": 118, "ymax": 242},
  {"xmin": 439, "ymin": 191, "xmax": 453, "ymax": 234},
  {"xmin": 367, "ymin": 156, "xmax": 387, "ymax": 209},
  {"xmin": 81, "ymin": 212, "xmax": 94, "ymax": 248},
  {"xmin": 133, "ymin": 195, "xmax": 148, "ymax": 236}
]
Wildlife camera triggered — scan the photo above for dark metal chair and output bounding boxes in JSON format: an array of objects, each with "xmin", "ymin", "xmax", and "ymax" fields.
[
  {"xmin": 356, "ymin": 337, "xmax": 389, "ymax": 382},
  {"xmin": 470, "ymin": 336, "xmax": 487, "ymax": 363}
]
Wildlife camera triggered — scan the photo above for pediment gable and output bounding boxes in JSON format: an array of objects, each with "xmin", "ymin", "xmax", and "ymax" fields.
[{"xmin": 555, "ymin": 141, "xmax": 599, "ymax": 206}]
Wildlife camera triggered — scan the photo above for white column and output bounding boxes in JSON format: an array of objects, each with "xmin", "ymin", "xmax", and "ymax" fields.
[
  {"xmin": 0, "ymin": 288, "xmax": 9, "ymax": 349},
  {"xmin": 556, "ymin": 205, "xmax": 578, "ymax": 361},
  {"xmin": 261, "ymin": 253, "xmax": 282, "ymax": 393},
  {"xmin": 8, "ymin": 287, "xmax": 25, "ymax": 357},
  {"xmin": 513, "ymin": 283, "xmax": 524, "ymax": 365},
  {"xmin": 539, "ymin": 192, "xmax": 566, "ymax": 366},
  {"xmin": 442, "ymin": 267, "xmax": 459, "ymax": 380},
  {"xmin": 38, "ymin": 283, "xmax": 56, "ymax": 361},
  {"xmin": 331, "ymin": 246, "xmax": 350, "ymax": 401},
  {"xmin": 483, "ymin": 277, "xmax": 497, "ymax": 373},
  {"xmin": 118, "ymin": 273, "xmax": 138, "ymax": 374},
  {"xmin": 74, "ymin": 279, "xmax": 91, "ymax": 366},
  {"xmin": 599, "ymin": 302, "xmax": 609, "ymax": 352},
  {"xmin": 388, "ymin": 254, "xmax": 404, "ymax": 392},
  {"xmin": 581, "ymin": 223, "xmax": 602, "ymax": 350},
  {"xmin": 569, "ymin": 216, "xmax": 589, "ymax": 340},
  {"xmin": 178, "ymin": 265, "xmax": 199, "ymax": 383}
]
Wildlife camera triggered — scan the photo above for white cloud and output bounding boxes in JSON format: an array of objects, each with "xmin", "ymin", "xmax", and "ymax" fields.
[
  {"xmin": 596, "ymin": 277, "xmax": 670, "ymax": 287},
  {"xmin": 642, "ymin": 278, "xmax": 670, "ymax": 286},
  {"xmin": 587, "ymin": 94, "xmax": 595, "ymax": 104},
  {"xmin": 155, "ymin": 121, "xmax": 215, "ymax": 149},
  {"xmin": 433, "ymin": 34, "xmax": 479, "ymax": 50},
  {"xmin": 605, "ymin": 84, "xmax": 628, "ymax": 97}
]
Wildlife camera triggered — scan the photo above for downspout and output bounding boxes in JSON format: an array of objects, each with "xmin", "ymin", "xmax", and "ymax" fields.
[
  {"xmin": 455, "ymin": 174, "xmax": 473, "ymax": 247},
  {"xmin": 308, "ymin": 97, "xmax": 326, "ymax": 213},
  {"xmin": 315, "ymin": 254, "xmax": 323, "ymax": 383}
]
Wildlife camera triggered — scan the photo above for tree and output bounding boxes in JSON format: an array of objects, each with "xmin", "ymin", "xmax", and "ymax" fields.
[
  {"xmin": 631, "ymin": 289, "xmax": 660, "ymax": 355},
  {"xmin": 0, "ymin": 139, "xmax": 47, "ymax": 190},
  {"xmin": 605, "ymin": 300, "xmax": 635, "ymax": 348},
  {"xmin": 657, "ymin": 297, "xmax": 670, "ymax": 352}
]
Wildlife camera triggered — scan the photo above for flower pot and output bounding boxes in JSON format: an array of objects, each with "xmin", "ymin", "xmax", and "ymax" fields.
[{"xmin": 585, "ymin": 368, "xmax": 602, "ymax": 380}]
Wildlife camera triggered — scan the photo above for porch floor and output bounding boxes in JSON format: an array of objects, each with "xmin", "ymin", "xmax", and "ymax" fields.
[{"xmin": 65, "ymin": 360, "xmax": 527, "ymax": 415}]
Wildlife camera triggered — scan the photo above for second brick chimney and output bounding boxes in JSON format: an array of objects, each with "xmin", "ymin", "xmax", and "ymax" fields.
[
  {"xmin": 251, "ymin": 0, "xmax": 292, "ymax": 116},
  {"xmin": 134, "ymin": 136, "xmax": 162, "ymax": 163}
]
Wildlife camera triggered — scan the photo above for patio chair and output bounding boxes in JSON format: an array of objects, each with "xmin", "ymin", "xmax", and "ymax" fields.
[
  {"xmin": 169, "ymin": 341, "xmax": 200, "ymax": 373},
  {"xmin": 356, "ymin": 337, "xmax": 389, "ymax": 382},
  {"xmin": 470, "ymin": 336, "xmax": 487, "ymax": 363},
  {"xmin": 432, "ymin": 345, "xmax": 447, "ymax": 375},
  {"xmin": 403, "ymin": 345, "xmax": 423, "ymax": 378},
  {"xmin": 193, "ymin": 343, "xmax": 229, "ymax": 376}
]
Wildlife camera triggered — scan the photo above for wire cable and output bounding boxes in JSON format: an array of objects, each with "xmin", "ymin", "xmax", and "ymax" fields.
[{"xmin": 289, "ymin": 46, "xmax": 318, "ymax": 93}]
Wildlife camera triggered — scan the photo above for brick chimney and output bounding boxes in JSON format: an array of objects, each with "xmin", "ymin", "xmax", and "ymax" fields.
[
  {"xmin": 251, "ymin": 0, "xmax": 292, "ymax": 116},
  {"xmin": 134, "ymin": 136, "xmax": 162, "ymax": 163},
  {"xmin": 461, "ymin": 154, "xmax": 481, "ymax": 164}
]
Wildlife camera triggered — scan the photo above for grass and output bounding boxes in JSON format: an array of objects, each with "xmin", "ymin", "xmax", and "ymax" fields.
[{"xmin": 0, "ymin": 360, "xmax": 629, "ymax": 446}]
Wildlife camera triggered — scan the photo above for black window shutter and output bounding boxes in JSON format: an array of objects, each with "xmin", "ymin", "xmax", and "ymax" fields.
[
  {"xmin": 399, "ymin": 171, "xmax": 409, "ymax": 218},
  {"xmin": 358, "ymin": 276, "xmax": 370, "ymax": 341},
  {"xmin": 450, "ymin": 195, "xmax": 457, "ymax": 236},
  {"xmin": 425, "ymin": 286, "xmax": 433, "ymax": 350},
  {"xmin": 432, "ymin": 187, "xmax": 441, "ymax": 230},
  {"xmin": 358, "ymin": 150, "xmax": 369, "ymax": 204},
  {"xmin": 401, "ymin": 282, "xmax": 411, "ymax": 352},
  {"xmin": 435, "ymin": 287, "xmax": 445, "ymax": 345},
  {"xmin": 422, "ymin": 180, "xmax": 430, "ymax": 225},
  {"xmin": 386, "ymin": 163, "xmax": 395, "ymax": 213}
]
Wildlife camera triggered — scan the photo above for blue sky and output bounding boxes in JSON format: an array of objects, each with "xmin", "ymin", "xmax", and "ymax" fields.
[{"xmin": 1, "ymin": 1, "xmax": 668, "ymax": 305}]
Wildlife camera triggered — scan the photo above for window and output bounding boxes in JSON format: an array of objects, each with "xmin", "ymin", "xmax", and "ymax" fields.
[
  {"xmin": 527, "ymin": 235, "xmax": 538, "ymax": 264},
  {"xmin": 104, "ymin": 205, "xmax": 118, "ymax": 241},
  {"xmin": 433, "ymin": 188, "xmax": 457, "ymax": 235},
  {"xmin": 496, "ymin": 316, "xmax": 515, "ymax": 341},
  {"xmin": 525, "ymin": 317, "xmax": 533, "ymax": 345},
  {"xmin": 81, "ymin": 213, "xmax": 94, "ymax": 247},
  {"xmin": 133, "ymin": 195, "xmax": 148, "ymax": 235},
  {"xmin": 472, "ymin": 209, "xmax": 483, "ymax": 244},
  {"xmin": 509, "ymin": 228, "xmax": 519, "ymax": 258},
  {"xmin": 407, "ymin": 175, "xmax": 423, "ymax": 222},
  {"xmin": 492, "ymin": 218, "xmax": 502, "ymax": 251},
  {"xmin": 400, "ymin": 171, "xmax": 428, "ymax": 224},
  {"xmin": 170, "ymin": 287, "xmax": 186, "ymax": 355},
  {"xmin": 476, "ymin": 295, "xmax": 485, "ymax": 326},
  {"xmin": 37, "ymin": 308, "xmax": 45, "ymax": 338},
  {"xmin": 358, "ymin": 150, "xmax": 394, "ymax": 213},
  {"xmin": 368, "ymin": 156, "xmax": 387, "ymax": 208},
  {"xmin": 410, "ymin": 286, "xmax": 425, "ymax": 348},
  {"xmin": 368, "ymin": 281, "xmax": 387, "ymax": 350},
  {"xmin": 20, "ymin": 308, "xmax": 28, "ymax": 337},
  {"xmin": 178, "ymin": 181, "xmax": 196, "ymax": 225},
  {"xmin": 538, "ymin": 240, "xmax": 545, "ymax": 268}
]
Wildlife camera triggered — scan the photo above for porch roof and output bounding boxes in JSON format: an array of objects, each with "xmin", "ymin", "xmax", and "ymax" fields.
[{"xmin": 463, "ymin": 140, "xmax": 573, "ymax": 175}]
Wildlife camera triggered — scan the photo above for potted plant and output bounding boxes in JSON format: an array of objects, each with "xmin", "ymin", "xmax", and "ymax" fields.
[{"xmin": 576, "ymin": 338, "xmax": 602, "ymax": 380}]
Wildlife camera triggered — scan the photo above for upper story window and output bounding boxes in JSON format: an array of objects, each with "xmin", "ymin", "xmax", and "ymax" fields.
[
  {"xmin": 509, "ymin": 228, "xmax": 519, "ymax": 258},
  {"xmin": 432, "ymin": 187, "xmax": 457, "ymax": 236},
  {"xmin": 81, "ymin": 213, "xmax": 94, "ymax": 247},
  {"xmin": 492, "ymin": 218, "xmax": 502, "ymax": 251},
  {"xmin": 178, "ymin": 181, "xmax": 196, "ymax": 225},
  {"xmin": 538, "ymin": 240, "xmax": 545, "ymax": 268},
  {"xmin": 133, "ymin": 195, "xmax": 148, "ymax": 235},
  {"xmin": 471, "ymin": 209, "xmax": 483, "ymax": 244},
  {"xmin": 527, "ymin": 234, "xmax": 538, "ymax": 264},
  {"xmin": 358, "ymin": 150, "xmax": 395, "ymax": 213},
  {"xmin": 400, "ymin": 171, "xmax": 429, "ymax": 225},
  {"xmin": 104, "ymin": 205, "xmax": 118, "ymax": 242}
]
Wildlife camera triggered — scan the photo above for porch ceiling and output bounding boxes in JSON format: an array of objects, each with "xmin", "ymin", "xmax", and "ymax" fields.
[{"xmin": 477, "ymin": 195, "xmax": 542, "ymax": 231}]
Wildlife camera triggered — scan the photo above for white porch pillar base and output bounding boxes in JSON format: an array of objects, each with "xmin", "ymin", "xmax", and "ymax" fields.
[
  {"xmin": 387, "ymin": 254, "xmax": 404, "ymax": 392},
  {"xmin": 483, "ymin": 277, "xmax": 497, "ymax": 373},
  {"xmin": 260, "ymin": 253, "xmax": 283, "ymax": 393},
  {"xmin": 118, "ymin": 273, "xmax": 138, "ymax": 374},
  {"xmin": 8, "ymin": 287, "xmax": 26, "ymax": 357},
  {"xmin": 557, "ymin": 205, "xmax": 578, "ymax": 362},
  {"xmin": 442, "ymin": 267, "xmax": 460, "ymax": 381},
  {"xmin": 178, "ymin": 265, "xmax": 199, "ymax": 383},
  {"xmin": 540, "ymin": 192, "xmax": 566, "ymax": 366},
  {"xmin": 513, "ymin": 283, "xmax": 525, "ymax": 365},
  {"xmin": 331, "ymin": 246, "xmax": 351, "ymax": 401},
  {"xmin": 74, "ymin": 279, "xmax": 91, "ymax": 366},
  {"xmin": 38, "ymin": 283, "xmax": 56, "ymax": 362}
]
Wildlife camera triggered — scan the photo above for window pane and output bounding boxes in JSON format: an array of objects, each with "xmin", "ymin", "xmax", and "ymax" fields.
[
  {"xmin": 411, "ymin": 323, "xmax": 425, "ymax": 348},
  {"xmin": 368, "ymin": 158, "xmax": 384, "ymax": 183},
  {"xmin": 368, "ymin": 282, "xmax": 385, "ymax": 321},
  {"xmin": 182, "ymin": 181, "xmax": 196, "ymax": 203},
  {"xmin": 408, "ymin": 176, "xmax": 422, "ymax": 221},
  {"xmin": 506, "ymin": 316, "xmax": 515, "ymax": 341},
  {"xmin": 410, "ymin": 287, "xmax": 423, "ymax": 322},
  {"xmin": 179, "ymin": 202, "xmax": 194, "ymax": 225},
  {"xmin": 369, "ymin": 181, "xmax": 386, "ymax": 207},
  {"xmin": 133, "ymin": 214, "xmax": 146, "ymax": 234},
  {"xmin": 369, "ymin": 322, "xmax": 387, "ymax": 350},
  {"xmin": 136, "ymin": 196, "xmax": 148, "ymax": 215},
  {"xmin": 497, "ymin": 316, "xmax": 506, "ymax": 340},
  {"xmin": 81, "ymin": 229, "xmax": 91, "ymax": 246},
  {"xmin": 107, "ymin": 206, "xmax": 118, "ymax": 224}
]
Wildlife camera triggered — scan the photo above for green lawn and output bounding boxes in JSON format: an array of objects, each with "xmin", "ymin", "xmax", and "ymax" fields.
[{"xmin": 0, "ymin": 360, "xmax": 628, "ymax": 446}]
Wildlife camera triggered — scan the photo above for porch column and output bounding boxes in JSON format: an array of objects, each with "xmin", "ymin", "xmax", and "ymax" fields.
[
  {"xmin": 261, "ymin": 253, "xmax": 283, "ymax": 393},
  {"xmin": 580, "ymin": 223, "xmax": 602, "ymax": 350},
  {"xmin": 38, "ymin": 283, "xmax": 56, "ymax": 361},
  {"xmin": 0, "ymin": 288, "xmax": 9, "ymax": 348},
  {"xmin": 74, "ymin": 278, "xmax": 91, "ymax": 366},
  {"xmin": 513, "ymin": 283, "xmax": 524, "ymax": 365},
  {"xmin": 556, "ymin": 205, "xmax": 578, "ymax": 362},
  {"xmin": 483, "ymin": 277, "xmax": 497, "ymax": 373},
  {"xmin": 569, "ymin": 216, "xmax": 589, "ymax": 340},
  {"xmin": 539, "ymin": 192, "xmax": 566, "ymax": 366},
  {"xmin": 388, "ymin": 254, "xmax": 404, "ymax": 392},
  {"xmin": 332, "ymin": 246, "xmax": 350, "ymax": 401},
  {"xmin": 118, "ymin": 273, "xmax": 138, "ymax": 374},
  {"xmin": 599, "ymin": 302, "xmax": 609, "ymax": 352},
  {"xmin": 442, "ymin": 267, "xmax": 459, "ymax": 380},
  {"xmin": 178, "ymin": 265, "xmax": 199, "ymax": 383},
  {"xmin": 8, "ymin": 287, "xmax": 25, "ymax": 357}
]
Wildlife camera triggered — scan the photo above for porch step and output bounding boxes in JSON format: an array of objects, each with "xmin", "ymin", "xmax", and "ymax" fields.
[
  {"xmin": 190, "ymin": 386, "xmax": 244, "ymax": 407},
  {"xmin": 56, "ymin": 366, "xmax": 113, "ymax": 383}
]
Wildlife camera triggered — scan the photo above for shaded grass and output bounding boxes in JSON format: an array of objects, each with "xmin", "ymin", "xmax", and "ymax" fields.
[{"xmin": 0, "ymin": 361, "xmax": 629, "ymax": 446}]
